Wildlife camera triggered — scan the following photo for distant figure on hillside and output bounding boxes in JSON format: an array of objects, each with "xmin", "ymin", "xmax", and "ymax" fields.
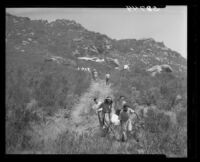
[
  {"xmin": 94, "ymin": 70, "xmax": 98, "ymax": 81},
  {"xmin": 105, "ymin": 73, "xmax": 110, "ymax": 85},
  {"xmin": 91, "ymin": 69, "xmax": 98, "ymax": 81}
]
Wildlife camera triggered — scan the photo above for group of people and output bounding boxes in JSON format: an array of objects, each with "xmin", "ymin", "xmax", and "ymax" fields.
[
  {"xmin": 91, "ymin": 69, "xmax": 137, "ymax": 141},
  {"xmin": 91, "ymin": 69, "xmax": 110, "ymax": 85},
  {"xmin": 93, "ymin": 95, "xmax": 137, "ymax": 142}
]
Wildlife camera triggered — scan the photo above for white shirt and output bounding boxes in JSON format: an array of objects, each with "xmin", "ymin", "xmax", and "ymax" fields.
[
  {"xmin": 92, "ymin": 101, "xmax": 102, "ymax": 112},
  {"xmin": 106, "ymin": 74, "xmax": 110, "ymax": 78},
  {"xmin": 124, "ymin": 65, "xmax": 129, "ymax": 70},
  {"xmin": 128, "ymin": 108, "xmax": 135, "ymax": 113}
]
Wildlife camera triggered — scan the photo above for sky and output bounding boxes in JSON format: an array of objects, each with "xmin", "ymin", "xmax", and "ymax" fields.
[{"xmin": 6, "ymin": 6, "xmax": 187, "ymax": 59}]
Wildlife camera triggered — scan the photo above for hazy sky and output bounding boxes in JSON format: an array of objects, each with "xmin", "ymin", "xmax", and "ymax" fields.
[{"xmin": 6, "ymin": 6, "xmax": 187, "ymax": 58}]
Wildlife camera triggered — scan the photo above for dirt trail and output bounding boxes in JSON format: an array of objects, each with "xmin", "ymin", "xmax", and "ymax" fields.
[
  {"xmin": 69, "ymin": 80, "xmax": 114, "ymax": 135},
  {"xmin": 71, "ymin": 80, "xmax": 113, "ymax": 124},
  {"xmin": 32, "ymin": 79, "xmax": 114, "ymax": 143}
]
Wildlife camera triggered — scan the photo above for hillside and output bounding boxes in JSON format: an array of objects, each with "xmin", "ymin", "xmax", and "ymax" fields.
[
  {"xmin": 6, "ymin": 13, "xmax": 187, "ymax": 75},
  {"xmin": 6, "ymin": 13, "xmax": 187, "ymax": 156}
]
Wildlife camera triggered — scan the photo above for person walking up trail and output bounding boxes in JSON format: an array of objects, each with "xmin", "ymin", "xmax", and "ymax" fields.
[
  {"xmin": 94, "ymin": 70, "xmax": 98, "ymax": 81},
  {"xmin": 91, "ymin": 69, "xmax": 98, "ymax": 81},
  {"xmin": 105, "ymin": 73, "xmax": 110, "ymax": 85}
]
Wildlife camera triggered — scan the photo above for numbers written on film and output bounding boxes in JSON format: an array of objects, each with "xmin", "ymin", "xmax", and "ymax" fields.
[{"xmin": 126, "ymin": 6, "xmax": 160, "ymax": 12}]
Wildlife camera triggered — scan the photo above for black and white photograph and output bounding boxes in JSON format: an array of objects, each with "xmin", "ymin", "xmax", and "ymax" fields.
[{"xmin": 6, "ymin": 6, "xmax": 187, "ymax": 156}]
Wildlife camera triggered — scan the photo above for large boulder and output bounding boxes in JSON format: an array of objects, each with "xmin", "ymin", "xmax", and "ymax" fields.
[
  {"xmin": 106, "ymin": 57, "xmax": 120, "ymax": 67},
  {"xmin": 147, "ymin": 64, "xmax": 173, "ymax": 76},
  {"xmin": 160, "ymin": 64, "xmax": 173, "ymax": 72}
]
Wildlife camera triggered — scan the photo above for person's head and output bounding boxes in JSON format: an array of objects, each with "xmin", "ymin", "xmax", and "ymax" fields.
[
  {"xmin": 105, "ymin": 96, "xmax": 112, "ymax": 104},
  {"xmin": 93, "ymin": 98, "xmax": 98, "ymax": 104},
  {"xmin": 122, "ymin": 100, "xmax": 127, "ymax": 106},
  {"xmin": 123, "ymin": 104, "xmax": 128, "ymax": 112}
]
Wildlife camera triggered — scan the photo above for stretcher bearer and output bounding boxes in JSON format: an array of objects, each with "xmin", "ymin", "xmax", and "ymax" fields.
[
  {"xmin": 97, "ymin": 97, "xmax": 113, "ymax": 128},
  {"xmin": 119, "ymin": 104, "xmax": 135, "ymax": 142},
  {"xmin": 93, "ymin": 98, "xmax": 103, "ymax": 127}
]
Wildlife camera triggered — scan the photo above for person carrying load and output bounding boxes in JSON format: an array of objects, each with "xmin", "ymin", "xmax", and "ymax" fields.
[
  {"xmin": 93, "ymin": 98, "xmax": 103, "ymax": 127},
  {"xmin": 119, "ymin": 104, "xmax": 135, "ymax": 142},
  {"xmin": 97, "ymin": 96, "xmax": 113, "ymax": 129},
  {"xmin": 93, "ymin": 98, "xmax": 102, "ymax": 110}
]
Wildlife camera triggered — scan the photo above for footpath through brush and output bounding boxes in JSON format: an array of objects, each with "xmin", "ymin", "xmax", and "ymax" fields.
[
  {"xmin": 20, "ymin": 78, "xmax": 146, "ymax": 154},
  {"xmin": 70, "ymin": 79, "xmax": 114, "ymax": 135},
  {"xmin": 33, "ymin": 79, "xmax": 115, "ymax": 144}
]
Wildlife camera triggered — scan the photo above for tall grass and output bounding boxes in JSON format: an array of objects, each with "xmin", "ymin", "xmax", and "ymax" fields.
[{"xmin": 6, "ymin": 59, "xmax": 91, "ymax": 153}]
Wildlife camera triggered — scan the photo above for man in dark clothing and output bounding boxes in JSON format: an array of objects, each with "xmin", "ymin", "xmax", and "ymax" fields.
[{"xmin": 97, "ymin": 96, "xmax": 113, "ymax": 128}]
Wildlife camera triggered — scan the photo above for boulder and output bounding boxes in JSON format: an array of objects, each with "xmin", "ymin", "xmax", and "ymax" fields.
[{"xmin": 147, "ymin": 64, "xmax": 173, "ymax": 76}]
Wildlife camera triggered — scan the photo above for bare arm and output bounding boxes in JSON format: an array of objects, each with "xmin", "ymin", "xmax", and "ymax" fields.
[
  {"xmin": 128, "ymin": 107, "xmax": 135, "ymax": 113},
  {"xmin": 96, "ymin": 103, "xmax": 103, "ymax": 113}
]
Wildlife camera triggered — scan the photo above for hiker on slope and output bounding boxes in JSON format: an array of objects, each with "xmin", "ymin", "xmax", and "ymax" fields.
[
  {"xmin": 92, "ymin": 69, "xmax": 98, "ymax": 81},
  {"xmin": 105, "ymin": 73, "xmax": 110, "ymax": 85},
  {"xmin": 96, "ymin": 96, "xmax": 113, "ymax": 128}
]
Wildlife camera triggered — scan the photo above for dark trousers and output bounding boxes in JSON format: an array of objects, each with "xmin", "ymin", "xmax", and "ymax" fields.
[{"xmin": 106, "ymin": 78, "xmax": 109, "ymax": 85}]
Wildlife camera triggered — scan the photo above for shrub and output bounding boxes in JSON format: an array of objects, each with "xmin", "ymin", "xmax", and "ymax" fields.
[
  {"xmin": 143, "ymin": 108, "xmax": 187, "ymax": 157},
  {"xmin": 144, "ymin": 109, "xmax": 171, "ymax": 133},
  {"xmin": 176, "ymin": 109, "xmax": 187, "ymax": 127},
  {"xmin": 6, "ymin": 59, "xmax": 91, "ymax": 153},
  {"xmin": 6, "ymin": 67, "xmax": 41, "ymax": 152}
]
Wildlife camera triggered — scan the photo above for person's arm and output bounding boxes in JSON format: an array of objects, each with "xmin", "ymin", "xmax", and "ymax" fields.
[
  {"xmin": 128, "ymin": 108, "xmax": 135, "ymax": 114},
  {"xmin": 129, "ymin": 108, "xmax": 140, "ymax": 119},
  {"xmin": 96, "ymin": 103, "xmax": 103, "ymax": 113}
]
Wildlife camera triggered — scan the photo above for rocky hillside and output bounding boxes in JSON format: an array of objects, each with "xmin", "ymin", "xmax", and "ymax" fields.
[{"xmin": 6, "ymin": 13, "xmax": 187, "ymax": 77}]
